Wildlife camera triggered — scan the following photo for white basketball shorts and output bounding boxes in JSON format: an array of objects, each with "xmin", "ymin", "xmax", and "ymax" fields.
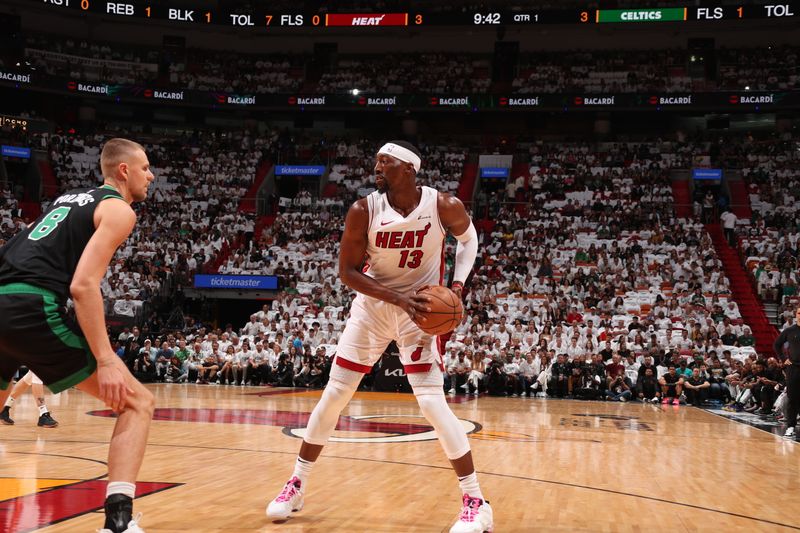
[{"xmin": 334, "ymin": 294, "xmax": 443, "ymax": 375}]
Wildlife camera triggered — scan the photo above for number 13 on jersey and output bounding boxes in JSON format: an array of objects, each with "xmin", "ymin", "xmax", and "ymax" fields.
[{"xmin": 399, "ymin": 249, "xmax": 423, "ymax": 268}]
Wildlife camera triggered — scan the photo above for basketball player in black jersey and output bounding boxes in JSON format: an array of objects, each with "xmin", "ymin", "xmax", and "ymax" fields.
[{"xmin": 0, "ymin": 138, "xmax": 155, "ymax": 533}]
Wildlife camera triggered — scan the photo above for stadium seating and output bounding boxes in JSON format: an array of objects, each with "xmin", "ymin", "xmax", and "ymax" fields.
[{"xmin": 1, "ymin": 129, "xmax": 791, "ymax": 393}]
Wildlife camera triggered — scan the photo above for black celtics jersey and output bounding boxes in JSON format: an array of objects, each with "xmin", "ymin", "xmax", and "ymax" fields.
[{"xmin": 0, "ymin": 185, "xmax": 125, "ymax": 301}]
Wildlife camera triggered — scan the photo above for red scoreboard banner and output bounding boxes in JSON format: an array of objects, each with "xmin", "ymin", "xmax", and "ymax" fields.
[{"xmin": 325, "ymin": 13, "xmax": 409, "ymax": 26}]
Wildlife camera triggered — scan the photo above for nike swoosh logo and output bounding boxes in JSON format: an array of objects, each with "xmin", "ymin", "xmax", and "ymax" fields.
[
  {"xmin": 418, "ymin": 215, "xmax": 431, "ymax": 220},
  {"xmin": 380, "ymin": 221, "xmax": 392, "ymax": 226}
]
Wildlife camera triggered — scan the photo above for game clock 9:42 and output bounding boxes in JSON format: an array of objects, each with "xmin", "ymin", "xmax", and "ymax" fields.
[{"xmin": 474, "ymin": 12, "xmax": 502, "ymax": 24}]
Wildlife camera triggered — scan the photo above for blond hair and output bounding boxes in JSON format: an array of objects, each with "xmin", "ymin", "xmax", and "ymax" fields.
[{"xmin": 100, "ymin": 138, "xmax": 145, "ymax": 179}]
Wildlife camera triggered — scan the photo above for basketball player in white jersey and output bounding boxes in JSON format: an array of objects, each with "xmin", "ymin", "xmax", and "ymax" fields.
[
  {"xmin": 267, "ymin": 141, "xmax": 492, "ymax": 532},
  {"xmin": 0, "ymin": 370, "xmax": 58, "ymax": 427}
]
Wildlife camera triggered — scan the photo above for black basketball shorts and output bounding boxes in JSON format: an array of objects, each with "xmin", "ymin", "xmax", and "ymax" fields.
[{"xmin": 0, "ymin": 283, "xmax": 96, "ymax": 393}]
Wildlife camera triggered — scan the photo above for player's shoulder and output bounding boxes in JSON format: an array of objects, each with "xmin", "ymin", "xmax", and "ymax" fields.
[
  {"xmin": 435, "ymin": 189, "xmax": 463, "ymax": 209},
  {"xmin": 344, "ymin": 198, "xmax": 370, "ymax": 228},
  {"xmin": 97, "ymin": 196, "xmax": 135, "ymax": 214},
  {"xmin": 96, "ymin": 197, "xmax": 136, "ymax": 227},
  {"xmin": 348, "ymin": 197, "xmax": 370, "ymax": 214}
]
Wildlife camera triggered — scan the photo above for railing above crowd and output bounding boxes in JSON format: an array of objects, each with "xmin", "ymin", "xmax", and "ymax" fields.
[{"xmin": 2, "ymin": 32, "xmax": 798, "ymax": 112}]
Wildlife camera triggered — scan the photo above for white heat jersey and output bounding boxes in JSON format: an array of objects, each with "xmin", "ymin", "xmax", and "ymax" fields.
[{"xmin": 363, "ymin": 186, "xmax": 446, "ymax": 292}]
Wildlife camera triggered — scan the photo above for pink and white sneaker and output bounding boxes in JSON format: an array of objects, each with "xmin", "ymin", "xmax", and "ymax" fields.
[
  {"xmin": 450, "ymin": 494, "xmax": 493, "ymax": 533},
  {"xmin": 266, "ymin": 476, "xmax": 305, "ymax": 520}
]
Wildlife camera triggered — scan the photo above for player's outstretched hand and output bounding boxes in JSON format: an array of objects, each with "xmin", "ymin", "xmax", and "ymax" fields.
[
  {"xmin": 398, "ymin": 290, "xmax": 432, "ymax": 322},
  {"xmin": 97, "ymin": 357, "xmax": 135, "ymax": 413}
]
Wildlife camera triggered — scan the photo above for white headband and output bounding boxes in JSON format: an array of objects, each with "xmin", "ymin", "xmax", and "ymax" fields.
[{"xmin": 377, "ymin": 143, "xmax": 421, "ymax": 172}]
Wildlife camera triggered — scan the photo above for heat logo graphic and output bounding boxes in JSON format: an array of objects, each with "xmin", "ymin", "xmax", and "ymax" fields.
[{"xmin": 326, "ymin": 13, "xmax": 408, "ymax": 26}]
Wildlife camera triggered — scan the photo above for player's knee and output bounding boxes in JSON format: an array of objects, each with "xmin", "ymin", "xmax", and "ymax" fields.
[
  {"xmin": 143, "ymin": 387, "xmax": 155, "ymax": 412},
  {"xmin": 416, "ymin": 396, "xmax": 435, "ymax": 418},
  {"xmin": 130, "ymin": 386, "xmax": 155, "ymax": 417},
  {"xmin": 319, "ymin": 378, "xmax": 358, "ymax": 411},
  {"xmin": 414, "ymin": 388, "xmax": 445, "ymax": 416}
]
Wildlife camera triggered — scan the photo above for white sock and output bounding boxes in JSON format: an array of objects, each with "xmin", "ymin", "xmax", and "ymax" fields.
[
  {"xmin": 458, "ymin": 472, "xmax": 484, "ymax": 501},
  {"xmin": 38, "ymin": 405, "xmax": 48, "ymax": 416},
  {"xmin": 106, "ymin": 481, "xmax": 136, "ymax": 499},
  {"xmin": 4, "ymin": 397, "xmax": 14, "ymax": 409},
  {"xmin": 292, "ymin": 457, "xmax": 314, "ymax": 487}
]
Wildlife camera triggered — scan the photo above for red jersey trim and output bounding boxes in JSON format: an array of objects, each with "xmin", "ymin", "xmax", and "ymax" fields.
[
  {"xmin": 403, "ymin": 363, "xmax": 433, "ymax": 374},
  {"xmin": 335, "ymin": 356, "xmax": 373, "ymax": 374}
]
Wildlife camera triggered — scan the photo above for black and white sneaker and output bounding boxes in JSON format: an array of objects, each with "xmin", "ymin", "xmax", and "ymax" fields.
[
  {"xmin": 99, "ymin": 494, "xmax": 146, "ymax": 533},
  {"xmin": 98, "ymin": 513, "xmax": 145, "ymax": 533},
  {"xmin": 0, "ymin": 407, "xmax": 14, "ymax": 425},
  {"xmin": 37, "ymin": 412, "xmax": 58, "ymax": 428}
]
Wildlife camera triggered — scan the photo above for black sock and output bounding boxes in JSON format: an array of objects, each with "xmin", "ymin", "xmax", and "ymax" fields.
[{"xmin": 104, "ymin": 494, "xmax": 133, "ymax": 532}]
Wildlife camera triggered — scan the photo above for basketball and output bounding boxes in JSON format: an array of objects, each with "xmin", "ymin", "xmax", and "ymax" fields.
[{"xmin": 413, "ymin": 285, "xmax": 463, "ymax": 336}]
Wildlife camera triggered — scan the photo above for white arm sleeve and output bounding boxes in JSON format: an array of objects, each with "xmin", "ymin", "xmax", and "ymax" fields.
[{"xmin": 452, "ymin": 222, "xmax": 478, "ymax": 285}]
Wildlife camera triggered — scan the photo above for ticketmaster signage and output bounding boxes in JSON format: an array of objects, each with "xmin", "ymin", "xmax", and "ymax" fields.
[
  {"xmin": 274, "ymin": 165, "xmax": 327, "ymax": 176},
  {"xmin": 692, "ymin": 168, "xmax": 723, "ymax": 180},
  {"xmin": 194, "ymin": 275, "xmax": 279, "ymax": 290},
  {"xmin": 598, "ymin": 8, "xmax": 686, "ymax": 23},
  {"xmin": 480, "ymin": 167, "xmax": 510, "ymax": 179},
  {"xmin": 1, "ymin": 145, "xmax": 31, "ymax": 159}
]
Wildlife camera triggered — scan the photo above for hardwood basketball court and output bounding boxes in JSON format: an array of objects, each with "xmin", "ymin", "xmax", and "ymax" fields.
[{"xmin": 1, "ymin": 384, "xmax": 797, "ymax": 532}]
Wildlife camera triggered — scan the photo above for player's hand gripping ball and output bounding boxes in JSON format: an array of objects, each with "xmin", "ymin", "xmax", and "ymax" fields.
[{"xmin": 412, "ymin": 285, "xmax": 464, "ymax": 335}]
